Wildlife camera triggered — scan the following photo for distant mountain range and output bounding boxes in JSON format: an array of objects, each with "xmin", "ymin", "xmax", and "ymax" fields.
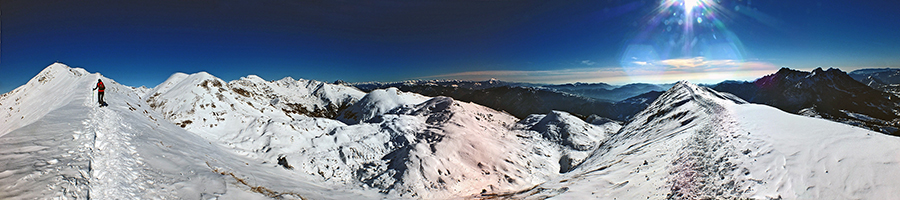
[
  {"xmin": 350, "ymin": 80, "xmax": 670, "ymax": 122},
  {"xmin": 848, "ymin": 68, "xmax": 900, "ymax": 96},
  {"xmin": 351, "ymin": 80, "xmax": 671, "ymax": 102},
  {"xmin": 541, "ymin": 82, "xmax": 674, "ymax": 102},
  {"xmin": 348, "ymin": 78, "xmax": 540, "ymax": 91},
  {"xmin": 352, "ymin": 67, "xmax": 900, "ymax": 136},
  {"xmin": 713, "ymin": 67, "xmax": 900, "ymax": 135}
]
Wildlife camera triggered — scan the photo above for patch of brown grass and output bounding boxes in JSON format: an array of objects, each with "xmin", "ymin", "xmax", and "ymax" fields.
[{"xmin": 206, "ymin": 162, "xmax": 307, "ymax": 200}]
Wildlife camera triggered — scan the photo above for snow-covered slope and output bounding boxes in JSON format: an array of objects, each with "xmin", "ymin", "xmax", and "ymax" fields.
[
  {"xmin": 514, "ymin": 110, "xmax": 620, "ymax": 173},
  {"xmin": 142, "ymin": 72, "xmax": 366, "ymax": 141},
  {"xmin": 336, "ymin": 87, "xmax": 430, "ymax": 124},
  {"xmin": 137, "ymin": 69, "xmax": 627, "ymax": 198},
  {"xmin": 0, "ymin": 63, "xmax": 381, "ymax": 199},
  {"xmin": 1, "ymin": 63, "xmax": 626, "ymax": 199},
  {"xmin": 165, "ymin": 84, "xmax": 621, "ymax": 198},
  {"xmin": 1, "ymin": 63, "xmax": 92, "ymax": 136},
  {"xmin": 499, "ymin": 81, "xmax": 900, "ymax": 199},
  {"xmin": 288, "ymin": 97, "xmax": 558, "ymax": 198}
]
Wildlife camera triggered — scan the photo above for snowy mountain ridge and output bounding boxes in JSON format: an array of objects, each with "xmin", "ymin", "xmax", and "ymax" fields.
[
  {"xmin": 2, "ymin": 63, "xmax": 623, "ymax": 199},
  {"xmin": 4, "ymin": 63, "xmax": 900, "ymax": 199},
  {"xmin": 137, "ymin": 69, "xmax": 621, "ymax": 198},
  {"xmin": 141, "ymin": 70, "xmax": 367, "ymax": 142},
  {"xmin": 497, "ymin": 80, "xmax": 900, "ymax": 199},
  {"xmin": 1, "ymin": 63, "xmax": 377, "ymax": 199},
  {"xmin": 1, "ymin": 64, "xmax": 92, "ymax": 136}
]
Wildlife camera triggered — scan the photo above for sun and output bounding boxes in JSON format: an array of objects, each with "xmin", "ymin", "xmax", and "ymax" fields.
[{"xmin": 684, "ymin": 0, "xmax": 700, "ymax": 13}]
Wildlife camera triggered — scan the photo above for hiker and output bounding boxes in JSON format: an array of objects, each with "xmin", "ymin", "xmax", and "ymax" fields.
[{"xmin": 93, "ymin": 79, "xmax": 105, "ymax": 105}]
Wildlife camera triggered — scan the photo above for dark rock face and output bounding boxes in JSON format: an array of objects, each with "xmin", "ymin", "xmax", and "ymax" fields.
[{"xmin": 714, "ymin": 68, "xmax": 900, "ymax": 135}]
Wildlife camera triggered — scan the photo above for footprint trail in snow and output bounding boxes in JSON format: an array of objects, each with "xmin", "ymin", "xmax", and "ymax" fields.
[{"xmin": 86, "ymin": 97, "xmax": 151, "ymax": 198}]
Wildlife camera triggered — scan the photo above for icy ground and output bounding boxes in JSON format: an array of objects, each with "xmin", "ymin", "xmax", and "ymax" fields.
[{"xmin": 3, "ymin": 63, "xmax": 900, "ymax": 199}]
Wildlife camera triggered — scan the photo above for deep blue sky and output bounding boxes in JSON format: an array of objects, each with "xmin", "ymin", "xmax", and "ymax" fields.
[{"xmin": 3, "ymin": 0, "xmax": 899, "ymax": 93}]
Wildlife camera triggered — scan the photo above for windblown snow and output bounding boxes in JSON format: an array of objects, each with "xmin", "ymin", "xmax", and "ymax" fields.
[{"xmin": 2, "ymin": 63, "xmax": 900, "ymax": 199}]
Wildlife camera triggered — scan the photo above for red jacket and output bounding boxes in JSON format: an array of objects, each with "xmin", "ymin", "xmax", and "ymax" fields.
[{"xmin": 97, "ymin": 82, "xmax": 105, "ymax": 92}]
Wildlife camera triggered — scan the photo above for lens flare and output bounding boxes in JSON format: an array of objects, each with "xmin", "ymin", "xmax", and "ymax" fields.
[
  {"xmin": 684, "ymin": 0, "xmax": 700, "ymax": 13},
  {"xmin": 618, "ymin": 0, "xmax": 770, "ymax": 83}
]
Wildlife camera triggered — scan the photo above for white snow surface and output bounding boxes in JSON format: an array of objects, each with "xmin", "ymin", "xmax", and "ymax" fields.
[
  {"xmin": 142, "ymin": 71, "xmax": 366, "ymax": 142},
  {"xmin": 136, "ymin": 69, "xmax": 620, "ymax": 198},
  {"xmin": 5, "ymin": 64, "xmax": 900, "ymax": 199},
  {"xmin": 1, "ymin": 63, "xmax": 91, "ymax": 136},
  {"xmin": 336, "ymin": 87, "xmax": 430, "ymax": 124},
  {"xmin": 496, "ymin": 81, "xmax": 900, "ymax": 199},
  {"xmin": 0, "ymin": 64, "xmax": 379, "ymax": 199},
  {"xmin": 1, "ymin": 63, "xmax": 621, "ymax": 199}
]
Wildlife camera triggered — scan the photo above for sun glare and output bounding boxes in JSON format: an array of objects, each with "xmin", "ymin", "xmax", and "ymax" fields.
[
  {"xmin": 684, "ymin": 0, "xmax": 700, "ymax": 13},
  {"xmin": 617, "ymin": 0, "xmax": 775, "ymax": 83}
]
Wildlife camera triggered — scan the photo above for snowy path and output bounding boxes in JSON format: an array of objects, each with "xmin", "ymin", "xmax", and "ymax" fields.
[
  {"xmin": 666, "ymin": 106, "xmax": 747, "ymax": 199},
  {"xmin": 86, "ymin": 104, "xmax": 152, "ymax": 199},
  {"xmin": 665, "ymin": 85, "xmax": 748, "ymax": 199}
]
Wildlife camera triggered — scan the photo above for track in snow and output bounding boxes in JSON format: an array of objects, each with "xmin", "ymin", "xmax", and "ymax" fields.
[
  {"xmin": 666, "ymin": 88, "xmax": 750, "ymax": 199},
  {"xmin": 86, "ymin": 104, "xmax": 151, "ymax": 199}
]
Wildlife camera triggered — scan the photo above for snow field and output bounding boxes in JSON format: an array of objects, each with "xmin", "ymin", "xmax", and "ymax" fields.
[
  {"xmin": 0, "ymin": 96, "xmax": 94, "ymax": 199},
  {"xmin": 734, "ymin": 104, "xmax": 900, "ymax": 199}
]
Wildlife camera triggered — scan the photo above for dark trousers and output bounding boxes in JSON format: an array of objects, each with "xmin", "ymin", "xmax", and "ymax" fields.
[{"xmin": 98, "ymin": 91, "xmax": 105, "ymax": 104}]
